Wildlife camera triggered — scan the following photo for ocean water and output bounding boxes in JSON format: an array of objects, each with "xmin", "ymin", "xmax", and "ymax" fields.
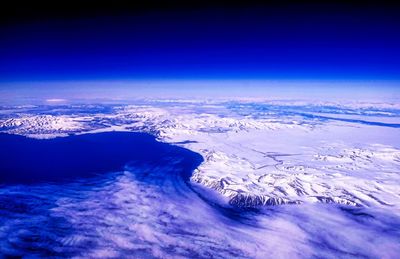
[{"xmin": 0, "ymin": 132, "xmax": 399, "ymax": 258}]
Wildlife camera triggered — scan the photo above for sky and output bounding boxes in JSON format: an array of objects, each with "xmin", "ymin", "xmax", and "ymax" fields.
[{"xmin": 0, "ymin": 1, "xmax": 399, "ymax": 99}]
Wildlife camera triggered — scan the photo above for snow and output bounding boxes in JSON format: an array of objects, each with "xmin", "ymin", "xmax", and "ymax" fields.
[
  {"xmin": 1, "ymin": 99, "xmax": 400, "ymax": 257},
  {"xmin": 1, "ymin": 100, "xmax": 400, "ymax": 211}
]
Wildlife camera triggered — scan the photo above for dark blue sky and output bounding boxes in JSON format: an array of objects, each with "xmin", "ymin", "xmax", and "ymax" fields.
[{"xmin": 1, "ymin": 3, "xmax": 400, "ymax": 82}]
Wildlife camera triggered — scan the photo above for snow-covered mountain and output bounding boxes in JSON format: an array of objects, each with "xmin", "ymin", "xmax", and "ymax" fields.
[{"xmin": 1, "ymin": 100, "xmax": 400, "ymax": 211}]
